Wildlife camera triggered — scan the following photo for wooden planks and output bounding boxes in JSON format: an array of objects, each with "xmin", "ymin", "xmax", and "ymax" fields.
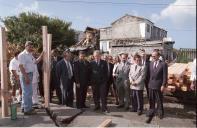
[
  {"xmin": 167, "ymin": 62, "xmax": 192, "ymax": 92},
  {"xmin": 0, "ymin": 27, "xmax": 9, "ymax": 117},
  {"xmin": 98, "ymin": 119, "xmax": 112, "ymax": 128}
]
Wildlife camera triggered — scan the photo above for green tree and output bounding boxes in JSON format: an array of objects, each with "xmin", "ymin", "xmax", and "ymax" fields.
[{"xmin": 1, "ymin": 12, "xmax": 76, "ymax": 50}]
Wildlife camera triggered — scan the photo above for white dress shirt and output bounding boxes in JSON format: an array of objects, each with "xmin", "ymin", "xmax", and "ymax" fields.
[
  {"xmin": 18, "ymin": 50, "xmax": 35, "ymax": 73},
  {"xmin": 9, "ymin": 57, "xmax": 20, "ymax": 75}
]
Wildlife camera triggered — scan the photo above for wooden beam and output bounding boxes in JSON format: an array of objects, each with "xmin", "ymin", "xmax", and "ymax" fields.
[
  {"xmin": 42, "ymin": 26, "xmax": 50, "ymax": 108},
  {"xmin": 98, "ymin": 119, "xmax": 112, "ymax": 128},
  {"xmin": 47, "ymin": 34, "xmax": 52, "ymax": 88},
  {"xmin": 0, "ymin": 27, "xmax": 9, "ymax": 117}
]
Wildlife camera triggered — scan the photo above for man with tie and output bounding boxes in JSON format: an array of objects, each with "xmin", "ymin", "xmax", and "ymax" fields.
[
  {"xmin": 146, "ymin": 50, "xmax": 167, "ymax": 123},
  {"xmin": 129, "ymin": 54, "xmax": 146, "ymax": 115},
  {"xmin": 56, "ymin": 49, "xmax": 74, "ymax": 107},
  {"xmin": 90, "ymin": 50, "xmax": 109, "ymax": 113},
  {"xmin": 115, "ymin": 53, "xmax": 131, "ymax": 110},
  {"xmin": 73, "ymin": 51, "xmax": 91, "ymax": 109}
]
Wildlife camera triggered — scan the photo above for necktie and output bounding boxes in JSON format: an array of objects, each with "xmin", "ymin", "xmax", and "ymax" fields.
[
  {"xmin": 108, "ymin": 63, "xmax": 110, "ymax": 77},
  {"xmin": 153, "ymin": 61, "xmax": 157, "ymax": 69},
  {"xmin": 67, "ymin": 62, "xmax": 72, "ymax": 79},
  {"xmin": 142, "ymin": 59, "xmax": 145, "ymax": 65},
  {"xmin": 135, "ymin": 65, "xmax": 137, "ymax": 71},
  {"xmin": 97, "ymin": 61, "xmax": 99, "ymax": 66}
]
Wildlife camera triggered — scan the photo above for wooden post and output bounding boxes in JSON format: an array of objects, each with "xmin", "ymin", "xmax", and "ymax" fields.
[
  {"xmin": 0, "ymin": 27, "xmax": 9, "ymax": 117},
  {"xmin": 42, "ymin": 26, "xmax": 50, "ymax": 108},
  {"xmin": 47, "ymin": 33, "xmax": 52, "ymax": 104}
]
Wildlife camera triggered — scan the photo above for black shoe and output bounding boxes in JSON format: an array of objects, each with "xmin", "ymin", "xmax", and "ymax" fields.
[
  {"xmin": 76, "ymin": 106, "xmax": 82, "ymax": 109},
  {"xmin": 82, "ymin": 104, "xmax": 89, "ymax": 108},
  {"xmin": 24, "ymin": 109, "xmax": 37, "ymax": 115},
  {"xmin": 125, "ymin": 107, "xmax": 130, "ymax": 111},
  {"xmin": 158, "ymin": 114, "xmax": 164, "ymax": 119},
  {"xmin": 94, "ymin": 106, "xmax": 100, "ymax": 111},
  {"xmin": 137, "ymin": 110, "xmax": 143, "ymax": 116},
  {"xmin": 67, "ymin": 104, "xmax": 74, "ymax": 107},
  {"xmin": 115, "ymin": 101, "xmax": 119, "ymax": 105},
  {"xmin": 146, "ymin": 116, "xmax": 153, "ymax": 124},
  {"xmin": 102, "ymin": 109, "xmax": 110, "ymax": 113},
  {"xmin": 117, "ymin": 105, "xmax": 124, "ymax": 108},
  {"xmin": 130, "ymin": 109, "xmax": 137, "ymax": 112}
]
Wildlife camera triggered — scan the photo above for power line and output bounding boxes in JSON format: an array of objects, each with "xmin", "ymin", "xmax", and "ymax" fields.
[
  {"xmin": 38, "ymin": 0, "xmax": 196, "ymax": 7},
  {"xmin": 167, "ymin": 29, "xmax": 196, "ymax": 31}
]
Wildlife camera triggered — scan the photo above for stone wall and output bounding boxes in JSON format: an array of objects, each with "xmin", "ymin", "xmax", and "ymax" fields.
[{"xmin": 110, "ymin": 46, "xmax": 163, "ymax": 56}]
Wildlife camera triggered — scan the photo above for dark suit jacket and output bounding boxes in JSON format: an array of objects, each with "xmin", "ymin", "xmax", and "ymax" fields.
[
  {"xmin": 56, "ymin": 59, "xmax": 73, "ymax": 90},
  {"xmin": 148, "ymin": 60, "xmax": 168, "ymax": 90},
  {"xmin": 51, "ymin": 56, "xmax": 62, "ymax": 86},
  {"xmin": 73, "ymin": 59, "xmax": 91, "ymax": 86},
  {"xmin": 144, "ymin": 59, "xmax": 150, "ymax": 85},
  {"xmin": 90, "ymin": 59, "xmax": 108, "ymax": 85},
  {"xmin": 107, "ymin": 62, "xmax": 114, "ymax": 83}
]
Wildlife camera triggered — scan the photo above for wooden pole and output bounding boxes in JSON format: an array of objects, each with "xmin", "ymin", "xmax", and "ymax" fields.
[
  {"xmin": 47, "ymin": 34, "xmax": 52, "ymax": 82},
  {"xmin": 42, "ymin": 26, "xmax": 50, "ymax": 108},
  {"xmin": 47, "ymin": 34, "xmax": 52, "ymax": 105},
  {"xmin": 0, "ymin": 27, "xmax": 9, "ymax": 117}
]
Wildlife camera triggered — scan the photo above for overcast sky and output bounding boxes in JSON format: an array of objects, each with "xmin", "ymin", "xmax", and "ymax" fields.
[{"xmin": 0, "ymin": 0, "xmax": 196, "ymax": 49}]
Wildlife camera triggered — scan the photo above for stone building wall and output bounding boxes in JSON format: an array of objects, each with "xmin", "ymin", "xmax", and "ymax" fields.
[{"xmin": 110, "ymin": 45, "xmax": 163, "ymax": 56}]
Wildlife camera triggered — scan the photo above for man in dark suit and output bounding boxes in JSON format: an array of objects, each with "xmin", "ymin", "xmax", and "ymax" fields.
[
  {"xmin": 102, "ymin": 54, "xmax": 114, "ymax": 97},
  {"xmin": 146, "ymin": 50, "xmax": 167, "ymax": 122},
  {"xmin": 90, "ymin": 50, "xmax": 109, "ymax": 113},
  {"xmin": 56, "ymin": 49, "xmax": 74, "ymax": 107},
  {"xmin": 73, "ymin": 51, "xmax": 91, "ymax": 109},
  {"xmin": 50, "ymin": 49, "xmax": 62, "ymax": 104}
]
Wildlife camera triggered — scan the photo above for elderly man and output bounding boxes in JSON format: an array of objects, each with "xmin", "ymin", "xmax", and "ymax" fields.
[
  {"xmin": 90, "ymin": 50, "xmax": 109, "ymax": 113},
  {"xmin": 18, "ymin": 41, "xmax": 43, "ymax": 115},
  {"xmin": 115, "ymin": 53, "xmax": 131, "ymax": 110},
  {"xmin": 146, "ymin": 50, "xmax": 167, "ymax": 123},
  {"xmin": 56, "ymin": 49, "xmax": 74, "ymax": 107},
  {"xmin": 129, "ymin": 54, "xmax": 146, "ymax": 115}
]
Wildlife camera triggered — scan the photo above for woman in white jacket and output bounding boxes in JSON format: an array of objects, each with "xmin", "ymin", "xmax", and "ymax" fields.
[{"xmin": 129, "ymin": 54, "xmax": 146, "ymax": 115}]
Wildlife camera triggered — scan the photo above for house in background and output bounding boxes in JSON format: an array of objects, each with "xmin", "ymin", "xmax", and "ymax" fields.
[{"xmin": 100, "ymin": 14, "xmax": 175, "ymax": 61}]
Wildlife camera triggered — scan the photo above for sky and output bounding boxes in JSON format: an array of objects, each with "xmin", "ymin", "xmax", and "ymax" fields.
[{"xmin": 0, "ymin": 0, "xmax": 196, "ymax": 49}]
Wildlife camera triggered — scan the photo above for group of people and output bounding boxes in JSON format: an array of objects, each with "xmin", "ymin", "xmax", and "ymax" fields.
[
  {"xmin": 8, "ymin": 40, "xmax": 196, "ymax": 123},
  {"xmin": 9, "ymin": 41, "xmax": 43, "ymax": 115},
  {"xmin": 48, "ymin": 47, "xmax": 168, "ymax": 123}
]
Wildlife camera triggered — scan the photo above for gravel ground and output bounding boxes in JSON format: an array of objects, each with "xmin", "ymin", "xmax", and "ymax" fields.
[{"xmin": 0, "ymin": 95, "xmax": 196, "ymax": 127}]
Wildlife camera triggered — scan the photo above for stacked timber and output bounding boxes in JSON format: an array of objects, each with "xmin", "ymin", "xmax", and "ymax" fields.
[{"xmin": 167, "ymin": 62, "xmax": 192, "ymax": 92}]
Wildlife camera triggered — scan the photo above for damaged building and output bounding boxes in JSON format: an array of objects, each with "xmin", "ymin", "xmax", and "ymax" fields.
[{"xmin": 100, "ymin": 14, "xmax": 175, "ymax": 61}]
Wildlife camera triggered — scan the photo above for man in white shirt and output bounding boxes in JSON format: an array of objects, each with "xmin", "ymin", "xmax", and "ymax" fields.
[
  {"xmin": 18, "ymin": 41, "xmax": 43, "ymax": 115},
  {"xmin": 9, "ymin": 51, "xmax": 21, "ymax": 103}
]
